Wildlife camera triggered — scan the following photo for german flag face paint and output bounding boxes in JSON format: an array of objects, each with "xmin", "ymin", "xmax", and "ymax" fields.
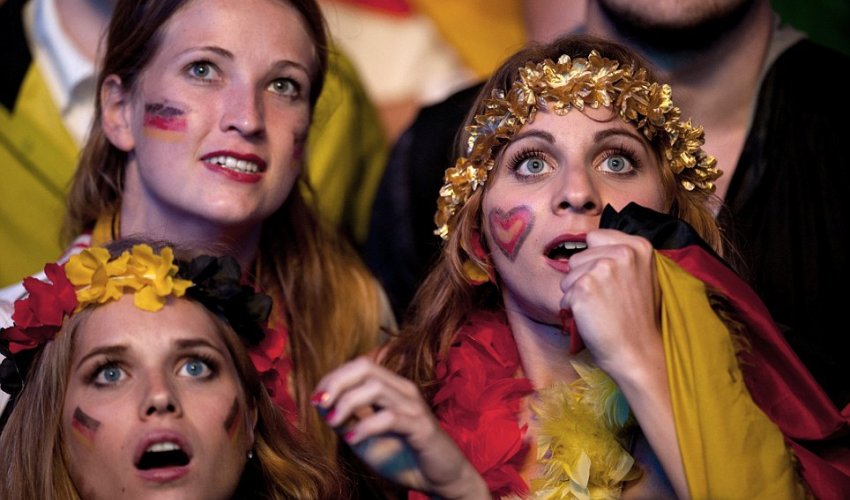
[
  {"xmin": 223, "ymin": 397, "xmax": 243, "ymax": 444},
  {"xmin": 70, "ymin": 407, "xmax": 102, "ymax": 448},
  {"xmin": 143, "ymin": 103, "xmax": 188, "ymax": 142}
]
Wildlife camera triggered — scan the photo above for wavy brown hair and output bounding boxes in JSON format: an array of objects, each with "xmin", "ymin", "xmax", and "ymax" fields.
[
  {"xmin": 0, "ymin": 301, "xmax": 346, "ymax": 499},
  {"xmin": 60, "ymin": 0, "xmax": 383, "ymax": 462},
  {"xmin": 382, "ymin": 35, "xmax": 725, "ymax": 396}
]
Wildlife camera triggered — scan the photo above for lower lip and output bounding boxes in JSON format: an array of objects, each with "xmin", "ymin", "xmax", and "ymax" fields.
[
  {"xmin": 203, "ymin": 161, "xmax": 262, "ymax": 184},
  {"xmin": 137, "ymin": 465, "xmax": 191, "ymax": 483},
  {"xmin": 546, "ymin": 258, "xmax": 571, "ymax": 273}
]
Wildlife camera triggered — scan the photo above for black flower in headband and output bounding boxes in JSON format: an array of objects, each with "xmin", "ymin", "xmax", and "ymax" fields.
[{"xmin": 176, "ymin": 254, "xmax": 272, "ymax": 346}]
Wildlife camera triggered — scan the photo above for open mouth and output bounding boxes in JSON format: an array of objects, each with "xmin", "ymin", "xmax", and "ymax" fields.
[
  {"xmin": 546, "ymin": 240, "xmax": 588, "ymax": 261},
  {"xmin": 136, "ymin": 442, "xmax": 191, "ymax": 470}
]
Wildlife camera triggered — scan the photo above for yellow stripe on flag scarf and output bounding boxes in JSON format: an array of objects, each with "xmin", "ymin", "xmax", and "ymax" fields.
[{"xmin": 655, "ymin": 252, "xmax": 806, "ymax": 498}]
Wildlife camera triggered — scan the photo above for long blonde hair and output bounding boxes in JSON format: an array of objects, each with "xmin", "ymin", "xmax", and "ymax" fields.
[
  {"xmin": 61, "ymin": 0, "xmax": 383, "ymax": 460},
  {"xmin": 382, "ymin": 35, "xmax": 725, "ymax": 395}
]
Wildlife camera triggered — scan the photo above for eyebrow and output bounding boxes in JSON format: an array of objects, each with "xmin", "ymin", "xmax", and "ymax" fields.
[
  {"xmin": 510, "ymin": 129, "xmax": 556, "ymax": 144},
  {"xmin": 76, "ymin": 345, "xmax": 128, "ymax": 370},
  {"xmin": 178, "ymin": 46, "xmax": 311, "ymax": 76},
  {"xmin": 174, "ymin": 338, "xmax": 226, "ymax": 356},
  {"xmin": 74, "ymin": 338, "xmax": 226, "ymax": 370},
  {"xmin": 510, "ymin": 128, "xmax": 646, "ymax": 146},
  {"xmin": 593, "ymin": 128, "xmax": 647, "ymax": 145}
]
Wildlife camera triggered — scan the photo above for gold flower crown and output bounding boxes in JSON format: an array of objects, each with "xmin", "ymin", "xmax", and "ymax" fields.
[{"xmin": 434, "ymin": 50, "xmax": 721, "ymax": 239}]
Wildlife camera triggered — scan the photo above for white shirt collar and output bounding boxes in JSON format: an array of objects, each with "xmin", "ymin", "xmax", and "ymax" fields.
[{"xmin": 25, "ymin": 0, "xmax": 95, "ymax": 114}]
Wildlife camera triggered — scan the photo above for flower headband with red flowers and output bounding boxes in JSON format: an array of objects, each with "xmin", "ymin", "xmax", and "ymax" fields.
[{"xmin": 0, "ymin": 243, "xmax": 272, "ymax": 400}]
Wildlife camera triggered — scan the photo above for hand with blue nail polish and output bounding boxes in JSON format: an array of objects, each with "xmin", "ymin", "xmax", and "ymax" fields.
[{"xmin": 313, "ymin": 356, "xmax": 490, "ymax": 500}]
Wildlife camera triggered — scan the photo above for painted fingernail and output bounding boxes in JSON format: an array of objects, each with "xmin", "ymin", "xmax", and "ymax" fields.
[
  {"xmin": 324, "ymin": 408, "xmax": 336, "ymax": 422},
  {"xmin": 310, "ymin": 391, "xmax": 328, "ymax": 406},
  {"xmin": 343, "ymin": 431, "xmax": 355, "ymax": 442}
]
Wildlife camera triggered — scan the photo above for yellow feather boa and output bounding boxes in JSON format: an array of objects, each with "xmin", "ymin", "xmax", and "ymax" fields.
[{"xmin": 530, "ymin": 363, "xmax": 640, "ymax": 500}]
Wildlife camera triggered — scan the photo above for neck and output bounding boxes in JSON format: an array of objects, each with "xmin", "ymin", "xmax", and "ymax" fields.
[
  {"xmin": 502, "ymin": 301, "xmax": 583, "ymax": 389},
  {"xmin": 54, "ymin": 0, "xmax": 113, "ymax": 62},
  {"xmin": 585, "ymin": 0, "xmax": 774, "ymax": 197},
  {"xmin": 120, "ymin": 198, "xmax": 262, "ymax": 275}
]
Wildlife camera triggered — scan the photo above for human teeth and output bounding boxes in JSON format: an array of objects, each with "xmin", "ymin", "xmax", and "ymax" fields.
[
  {"xmin": 558, "ymin": 242, "xmax": 587, "ymax": 250},
  {"xmin": 210, "ymin": 155, "xmax": 259, "ymax": 174},
  {"xmin": 146, "ymin": 442, "xmax": 180, "ymax": 453}
]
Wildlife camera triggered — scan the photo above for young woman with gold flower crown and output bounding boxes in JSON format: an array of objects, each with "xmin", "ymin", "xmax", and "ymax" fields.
[
  {"xmin": 0, "ymin": 241, "xmax": 346, "ymax": 498},
  {"xmin": 0, "ymin": 0, "xmax": 392, "ymax": 489},
  {"xmin": 315, "ymin": 35, "xmax": 850, "ymax": 499}
]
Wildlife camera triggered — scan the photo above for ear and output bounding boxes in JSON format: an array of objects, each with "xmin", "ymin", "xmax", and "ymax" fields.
[
  {"xmin": 247, "ymin": 404, "xmax": 258, "ymax": 447},
  {"xmin": 101, "ymin": 74, "xmax": 136, "ymax": 152},
  {"xmin": 463, "ymin": 229, "xmax": 495, "ymax": 285},
  {"xmin": 468, "ymin": 229, "xmax": 490, "ymax": 262}
]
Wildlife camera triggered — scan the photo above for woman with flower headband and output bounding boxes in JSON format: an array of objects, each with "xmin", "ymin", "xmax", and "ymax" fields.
[
  {"xmin": 0, "ymin": 0, "xmax": 392, "ymax": 476},
  {"xmin": 0, "ymin": 241, "xmax": 346, "ymax": 498},
  {"xmin": 315, "ymin": 35, "xmax": 850, "ymax": 499}
]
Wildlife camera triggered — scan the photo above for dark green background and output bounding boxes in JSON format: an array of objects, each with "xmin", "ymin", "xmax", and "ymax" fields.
[{"xmin": 774, "ymin": 0, "xmax": 850, "ymax": 54}]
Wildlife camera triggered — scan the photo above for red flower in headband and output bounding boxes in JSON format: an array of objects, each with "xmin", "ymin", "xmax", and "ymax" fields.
[
  {"xmin": 248, "ymin": 316, "xmax": 298, "ymax": 423},
  {"xmin": 2, "ymin": 263, "xmax": 78, "ymax": 354}
]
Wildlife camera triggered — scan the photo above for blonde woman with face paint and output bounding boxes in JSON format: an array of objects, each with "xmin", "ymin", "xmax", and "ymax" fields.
[
  {"xmin": 317, "ymin": 35, "xmax": 850, "ymax": 499},
  {"xmin": 0, "ymin": 0, "xmax": 392, "ymax": 481},
  {"xmin": 0, "ymin": 241, "xmax": 344, "ymax": 499}
]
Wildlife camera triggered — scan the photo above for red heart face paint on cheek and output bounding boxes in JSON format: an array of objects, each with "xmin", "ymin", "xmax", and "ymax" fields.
[{"xmin": 489, "ymin": 206, "xmax": 534, "ymax": 261}]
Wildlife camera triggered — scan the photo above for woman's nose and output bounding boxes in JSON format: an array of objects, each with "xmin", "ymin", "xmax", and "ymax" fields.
[
  {"xmin": 219, "ymin": 82, "xmax": 264, "ymax": 137},
  {"xmin": 552, "ymin": 163, "xmax": 600, "ymax": 214},
  {"xmin": 139, "ymin": 374, "xmax": 183, "ymax": 419}
]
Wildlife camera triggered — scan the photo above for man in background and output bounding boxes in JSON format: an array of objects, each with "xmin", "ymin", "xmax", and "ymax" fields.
[
  {"xmin": 585, "ymin": 0, "xmax": 849, "ymax": 407},
  {"xmin": 368, "ymin": 0, "xmax": 849, "ymax": 407}
]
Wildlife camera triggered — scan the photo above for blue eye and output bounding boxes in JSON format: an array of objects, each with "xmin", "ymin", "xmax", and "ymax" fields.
[
  {"xmin": 512, "ymin": 154, "xmax": 553, "ymax": 177},
  {"xmin": 601, "ymin": 154, "xmax": 633, "ymax": 173},
  {"xmin": 93, "ymin": 363, "xmax": 125, "ymax": 385},
  {"xmin": 188, "ymin": 62, "xmax": 217, "ymax": 80},
  {"xmin": 179, "ymin": 358, "xmax": 212, "ymax": 378},
  {"xmin": 523, "ymin": 158, "xmax": 547, "ymax": 174}
]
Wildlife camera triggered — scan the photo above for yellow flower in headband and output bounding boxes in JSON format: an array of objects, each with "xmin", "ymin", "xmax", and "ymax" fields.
[
  {"xmin": 434, "ymin": 50, "xmax": 722, "ymax": 239},
  {"xmin": 66, "ymin": 244, "xmax": 192, "ymax": 312},
  {"xmin": 125, "ymin": 245, "xmax": 192, "ymax": 310},
  {"xmin": 1, "ymin": 245, "xmax": 276, "ymax": 410},
  {"xmin": 65, "ymin": 247, "xmax": 131, "ymax": 307}
]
